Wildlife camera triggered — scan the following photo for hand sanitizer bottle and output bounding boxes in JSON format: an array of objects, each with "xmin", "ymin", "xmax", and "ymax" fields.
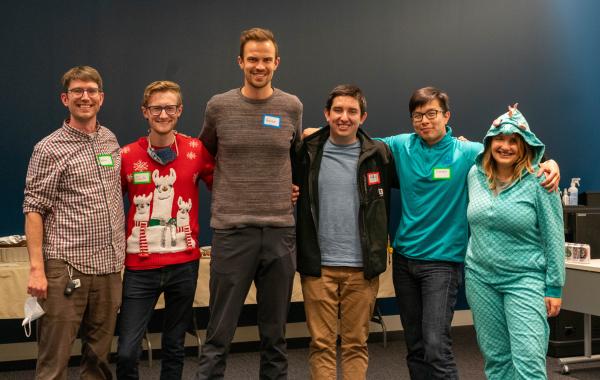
[
  {"xmin": 562, "ymin": 188, "xmax": 569, "ymax": 206},
  {"xmin": 568, "ymin": 178, "xmax": 581, "ymax": 206}
]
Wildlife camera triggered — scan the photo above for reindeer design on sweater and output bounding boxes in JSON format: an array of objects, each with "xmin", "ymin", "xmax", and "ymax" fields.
[
  {"xmin": 151, "ymin": 168, "xmax": 177, "ymax": 247},
  {"xmin": 176, "ymin": 196, "xmax": 194, "ymax": 248},
  {"xmin": 133, "ymin": 193, "xmax": 153, "ymax": 255},
  {"xmin": 151, "ymin": 168, "xmax": 176, "ymax": 221},
  {"xmin": 126, "ymin": 167, "xmax": 198, "ymax": 254}
]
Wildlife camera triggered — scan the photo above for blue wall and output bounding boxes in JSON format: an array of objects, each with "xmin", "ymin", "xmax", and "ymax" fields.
[{"xmin": 1, "ymin": 0, "xmax": 599, "ymax": 242}]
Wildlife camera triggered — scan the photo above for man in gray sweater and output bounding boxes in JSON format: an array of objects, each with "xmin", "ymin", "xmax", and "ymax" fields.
[{"xmin": 195, "ymin": 28, "xmax": 303, "ymax": 380}]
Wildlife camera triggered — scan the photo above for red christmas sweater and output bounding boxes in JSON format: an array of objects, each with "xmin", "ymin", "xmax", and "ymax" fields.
[{"xmin": 120, "ymin": 133, "xmax": 214, "ymax": 270}]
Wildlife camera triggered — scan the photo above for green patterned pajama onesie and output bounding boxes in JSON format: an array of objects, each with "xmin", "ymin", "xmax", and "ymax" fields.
[{"xmin": 465, "ymin": 108, "xmax": 565, "ymax": 380}]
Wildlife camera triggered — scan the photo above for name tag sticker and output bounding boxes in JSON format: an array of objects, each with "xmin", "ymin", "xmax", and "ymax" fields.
[
  {"xmin": 433, "ymin": 168, "xmax": 451, "ymax": 180},
  {"xmin": 97, "ymin": 154, "xmax": 114, "ymax": 167},
  {"xmin": 367, "ymin": 172, "xmax": 381, "ymax": 185},
  {"xmin": 262, "ymin": 114, "xmax": 281, "ymax": 128},
  {"xmin": 133, "ymin": 171, "xmax": 151, "ymax": 184}
]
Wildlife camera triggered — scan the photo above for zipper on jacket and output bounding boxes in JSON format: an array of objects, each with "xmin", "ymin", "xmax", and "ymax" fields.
[
  {"xmin": 307, "ymin": 145, "xmax": 321, "ymax": 230},
  {"xmin": 357, "ymin": 145, "xmax": 379, "ymax": 275}
]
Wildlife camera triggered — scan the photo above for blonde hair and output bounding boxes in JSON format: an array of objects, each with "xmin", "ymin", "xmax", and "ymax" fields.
[
  {"xmin": 61, "ymin": 66, "xmax": 103, "ymax": 92},
  {"xmin": 239, "ymin": 27, "xmax": 278, "ymax": 58},
  {"xmin": 141, "ymin": 81, "xmax": 182, "ymax": 106},
  {"xmin": 481, "ymin": 134, "xmax": 535, "ymax": 190}
]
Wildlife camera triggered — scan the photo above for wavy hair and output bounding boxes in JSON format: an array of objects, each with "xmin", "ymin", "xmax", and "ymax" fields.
[
  {"xmin": 141, "ymin": 81, "xmax": 182, "ymax": 107},
  {"xmin": 481, "ymin": 134, "xmax": 535, "ymax": 190}
]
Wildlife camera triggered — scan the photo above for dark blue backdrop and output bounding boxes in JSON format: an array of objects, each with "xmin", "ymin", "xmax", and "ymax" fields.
[{"xmin": 2, "ymin": 0, "xmax": 599, "ymax": 244}]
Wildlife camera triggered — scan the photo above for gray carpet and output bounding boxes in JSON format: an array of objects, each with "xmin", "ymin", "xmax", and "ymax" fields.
[{"xmin": 2, "ymin": 326, "xmax": 600, "ymax": 379}]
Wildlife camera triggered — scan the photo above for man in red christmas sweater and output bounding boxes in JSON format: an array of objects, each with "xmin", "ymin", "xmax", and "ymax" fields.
[{"xmin": 117, "ymin": 80, "xmax": 214, "ymax": 379}]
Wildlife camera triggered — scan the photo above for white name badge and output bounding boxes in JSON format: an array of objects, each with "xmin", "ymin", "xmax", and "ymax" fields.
[
  {"xmin": 97, "ymin": 154, "xmax": 114, "ymax": 167},
  {"xmin": 262, "ymin": 114, "xmax": 281, "ymax": 128},
  {"xmin": 133, "ymin": 171, "xmax": 151, "ymax": 184},
  {"xmin": 433, "ymin": 168, "xmax": 451, "ymax": 180}
]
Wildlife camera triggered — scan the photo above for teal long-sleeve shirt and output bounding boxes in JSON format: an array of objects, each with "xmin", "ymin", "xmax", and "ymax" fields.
[
  {"xmin": 465, "ymin": 166, "xmax": 565, "ymax": 297},
  {"xmin": 380, "ymin": 127, "xmax": 482, "ymax": 262}
]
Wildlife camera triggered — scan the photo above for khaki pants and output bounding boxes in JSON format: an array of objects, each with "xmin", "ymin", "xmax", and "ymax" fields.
[
  {"xmin": 36, "ymin": 259, "xmax": 122, "ymax": 380},
  {"xmin": 301, "ymin": 266, "xmax": 379, "ymax": 380}
]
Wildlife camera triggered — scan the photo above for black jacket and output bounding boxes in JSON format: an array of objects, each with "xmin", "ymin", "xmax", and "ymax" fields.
[{"xmin": 294, "ymin": 126, "xmax": 398, "ymax": 280}]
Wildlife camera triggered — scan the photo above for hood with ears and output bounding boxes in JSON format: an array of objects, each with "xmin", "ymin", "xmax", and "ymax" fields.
[{"xmin": 476, "ymin": 103, "xmax": 545, "ymax": 168}]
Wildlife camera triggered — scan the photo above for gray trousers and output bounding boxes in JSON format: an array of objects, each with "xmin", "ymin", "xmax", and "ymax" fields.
[{"xmin": 196, "ymin": 226, "xmax": 296, "ymax": 380}]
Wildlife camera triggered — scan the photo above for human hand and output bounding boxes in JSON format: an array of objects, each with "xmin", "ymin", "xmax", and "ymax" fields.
[
  {"xmin": 28, "ymin": 268, "xmax": 48, "ymax": 299},
  {"xmin": 537, "ymin": 160, "xmax": 560, "ymax": 192},
  {"xmin": 291, "ymin": 184, "xmax": 300, "ymax": 205},
  {"xmin": 545, "ymin": 296, "xmax": 562, "ymax": 317},
  {"xmin": 302, "ymin": 128, "xmax": 320, "ymax": 140}
]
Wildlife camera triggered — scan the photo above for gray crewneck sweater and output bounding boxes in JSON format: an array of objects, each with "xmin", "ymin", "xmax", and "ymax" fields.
[{"xmin": 200, "ymin": 88, "xmax": 303, "ymax": 229}]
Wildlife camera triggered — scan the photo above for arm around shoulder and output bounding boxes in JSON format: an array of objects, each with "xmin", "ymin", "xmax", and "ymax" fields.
[
  {"xmin": 536, "ymin": 182, "xmax": 565, "ymax": 297},
  {"xmin": 381, "ymin": 142, "xmax": 399, "ymax": 189},
  {"xmin": 198, "ymin": 140, "xmax": 216, "ymax": 190},
  {"xmin": 199, "ymin": 101, "xmax": 218, "ymax": 156},
  {"xmin": 376, "ymin": 133, "xmax": 406, "ymax": 149},
  {"xmin": 537, "ymin": 159, "xmax": 560, "ymax": 192}
]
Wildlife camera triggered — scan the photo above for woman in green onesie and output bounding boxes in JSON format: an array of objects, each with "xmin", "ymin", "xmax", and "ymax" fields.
[{"xmin": 465, "ymin": 104, "xmax": 565, "ymax": 380}]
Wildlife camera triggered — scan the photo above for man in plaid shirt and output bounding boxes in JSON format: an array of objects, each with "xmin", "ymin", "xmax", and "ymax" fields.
[{"xmin": 23, "ymin": 65, "xmax": 125, "ymax": 379}]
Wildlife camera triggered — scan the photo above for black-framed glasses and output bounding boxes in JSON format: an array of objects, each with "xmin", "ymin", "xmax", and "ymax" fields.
[
  {"xmin": 411, "ymin": 109, "xmax": 444, "ymax": 121},
  {"xmin": 145, "ymin": 105, "xmax": 179, "ymax": 116},
  {"xmin": 67, "ymin": 87, "xmax": 101, "ymax": 97}
]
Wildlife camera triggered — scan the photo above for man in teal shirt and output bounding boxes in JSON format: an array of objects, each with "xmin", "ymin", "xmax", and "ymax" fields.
[{"xmin": 378, "ymin": 87, "xmax": 559, "ymax": 379}]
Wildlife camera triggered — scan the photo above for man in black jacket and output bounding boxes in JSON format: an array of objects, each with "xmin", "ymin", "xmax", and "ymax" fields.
[{"xmin": 295, "ymin": 84, "xmax": 398, "ymax": 379}]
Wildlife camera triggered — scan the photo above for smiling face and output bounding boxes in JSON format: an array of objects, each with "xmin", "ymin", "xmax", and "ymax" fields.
[
  {"xmin": 60, "ymin": 79, "xmax": 104, "ymax": 127},
  {"xmin": 490, "ymin": 133, "xmax": 525, "ymax": 170},
  {"xmin": 411, "ymin": 99, "xmax": 450, "ymax": 146},
  {"xmin": 324, "ymin": 95, "xmax": 367, "ymax": 145},
  {"xmin": 142, "ymin": 91, "xmax": 182, "ymax": 140},
  {"xmin": 238, "ymin": 40, "xmax": 280, "ymax": 95}
]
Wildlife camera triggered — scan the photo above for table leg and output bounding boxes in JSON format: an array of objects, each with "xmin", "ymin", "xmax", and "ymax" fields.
[{"xmin": 558, "ymin": 313, "xmax": 600, "ymax": 374}]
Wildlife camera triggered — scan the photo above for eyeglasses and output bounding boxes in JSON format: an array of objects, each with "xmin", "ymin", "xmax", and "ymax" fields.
[
  {"xmin": 67, "ymin": 87, "xmax": 101, "ymax": 97},
  {"xmin": 145, "ymin": 105, "xmax": 179, "ymax": 116},
  {"xmin": 411, "ymin": 109, "xmax": 444, "ymax": 121}
]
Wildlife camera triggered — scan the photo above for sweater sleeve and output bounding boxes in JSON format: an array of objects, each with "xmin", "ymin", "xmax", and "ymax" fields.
[
  {"xmin": 290, "ymin": 100, "xmax": 303, "ymax": 185},
  {"xmin": 199, "ymin": 100, "xmax": 218, "ymax": 156},
  {"xmin": 536, "ymin": 183, "xmax": 566, "ymax": 297},
  {"xmin": 197, "ymin": 141, "xmax": 215, "ymax": 190}
]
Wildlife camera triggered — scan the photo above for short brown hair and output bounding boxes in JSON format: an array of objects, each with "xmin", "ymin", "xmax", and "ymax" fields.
[
  {"xmin": 141, "ymin": 81, "xmax": 182, "ymax": 107},
  {"xmin": 239, "ymin": 27, "xmax": 278, "ymax": 58},
  {"xmin": 409, "ymin": 86, "xmax": 450, "ymax": 114},
  {"xmin": 61, "ymin": 66, "xmax": 103, "ymax": 92},
  {"xmin": 325, "ymin": 84, "xmax": 367, "ymax": 115}
]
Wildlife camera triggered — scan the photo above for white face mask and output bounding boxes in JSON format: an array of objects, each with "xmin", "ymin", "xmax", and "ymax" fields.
[{"xmin": 22, "ymin": 296, "xmax": 45, "ymax": 337}]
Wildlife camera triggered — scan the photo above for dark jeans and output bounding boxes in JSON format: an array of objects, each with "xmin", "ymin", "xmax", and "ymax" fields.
[
  {"xmin": 392, "ymin": 252, "xmax": 461, "ymax": 380},
  {"xmin": 116, "ymin": 260, "xmax": 199, "ymax": 380},
  {"xmin": 195, "ymin": 227, "xmax": 296, "ymax": 380}
]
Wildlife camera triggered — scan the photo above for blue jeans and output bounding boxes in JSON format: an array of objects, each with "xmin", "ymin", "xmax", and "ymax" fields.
[
  {"xmin": 392, "ymin": 252, "xmax": 461, "ymax": 380},
  {"xmin": 117, "ymin": 260, "xmax": 199, "ymax": 380}
]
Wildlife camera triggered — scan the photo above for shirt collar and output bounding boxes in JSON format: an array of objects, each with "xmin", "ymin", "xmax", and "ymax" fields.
[{"xmin": 62, "ymin": 119, "xmax": 101, "ymax": 140}]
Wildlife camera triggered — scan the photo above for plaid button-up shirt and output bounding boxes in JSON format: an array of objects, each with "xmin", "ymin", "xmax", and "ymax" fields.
[{"xmin": 23, "ymin": 122, "xmax": 125, "ymax": 274}]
